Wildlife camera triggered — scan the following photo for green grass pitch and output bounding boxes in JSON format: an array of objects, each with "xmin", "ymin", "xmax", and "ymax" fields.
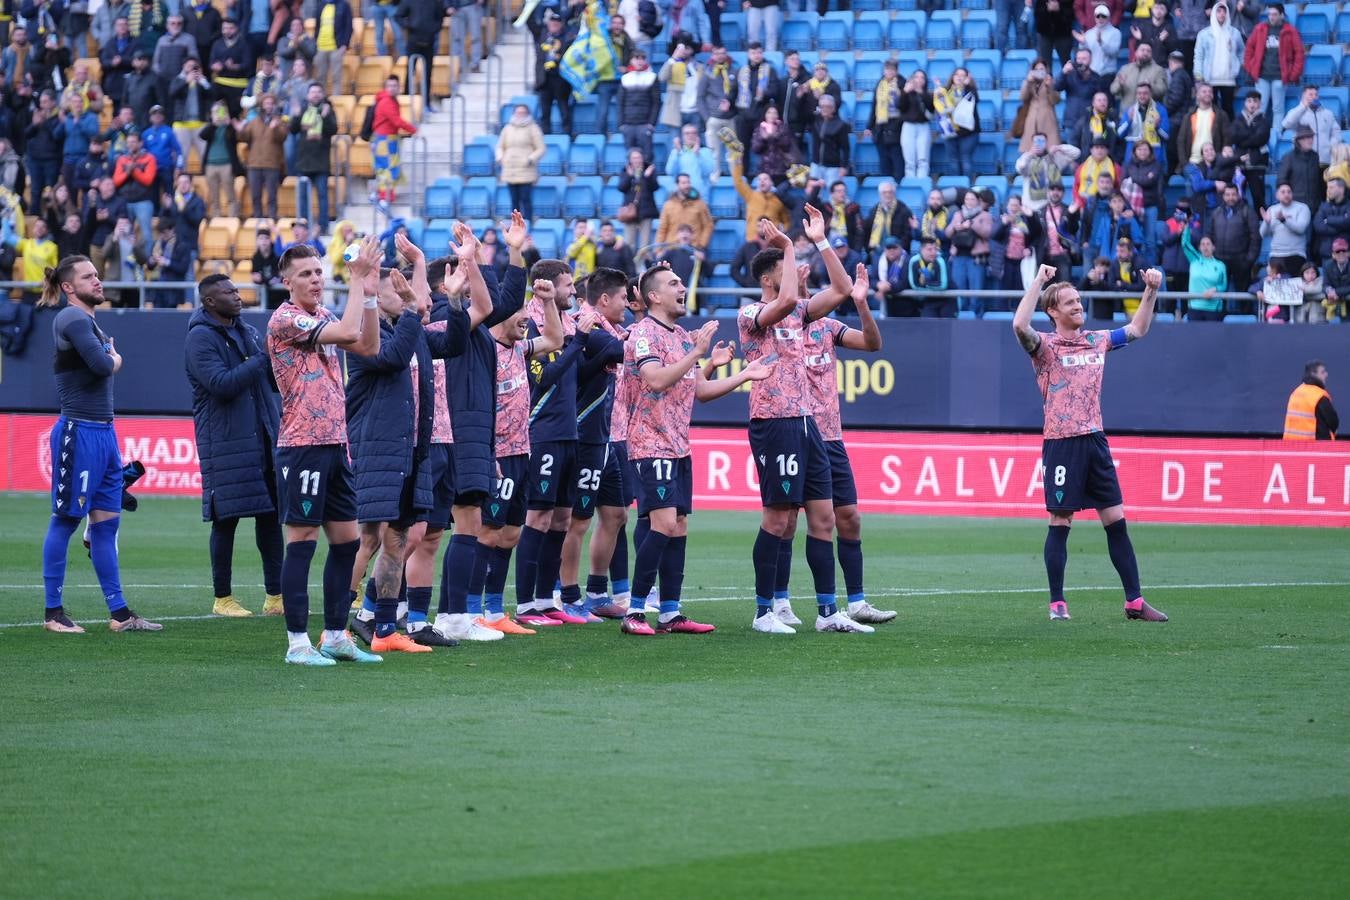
[{"xmin": 1, "ymin": 492, "xmax": 1347, "ymax": 898}]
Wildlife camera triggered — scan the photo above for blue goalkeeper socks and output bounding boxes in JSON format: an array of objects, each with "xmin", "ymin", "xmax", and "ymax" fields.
[
  {"xmin": 87, "ymin": 516, "xmax": 126, "ymax": 614},
  {"xmin": 41, "ymin": 514, "xmax": 80, "ymax": 610}
]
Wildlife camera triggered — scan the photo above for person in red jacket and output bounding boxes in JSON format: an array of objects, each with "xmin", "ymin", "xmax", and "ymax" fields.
[
  {"xmin": 1242, "ymin": 2, "xmax": 1304, "ymax": 155},
  {"xmin": 111, "ymin": 131, "xmax": 159, "ymax": 253},
  {"xmin": 371, "ymin": 75, "xmax": 417, "ymax": 204}
]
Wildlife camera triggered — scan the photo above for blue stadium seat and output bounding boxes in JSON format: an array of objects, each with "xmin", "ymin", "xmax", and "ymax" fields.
[
  {"xmin": 854, "ymin": 53, "xmax": 888, "ymax": 95},
  {"xmin": 853, "ymin": 0, "xmax": 885, "ymax": 11},
  {"xmin": 459, "ymin": 178, "xmax": 494, "ymax": 217},
  {"xmin": 601, "ymin": 140, "xmax": 629, "ymax": 177},
  {"xmin": 926, "ymin": 13, "xmax": 959, "ymax": 51},
  {"xmin": 1164, "ymin": 175, "xmax": 1187, "ymax": 210},
  {"xmin": 818, "ymin": 12, "xmax": 851, "ymax": 51},
  {"xmin": 1303, "ymin": 45, "xmax": 1342, "ymax": 87},
  {"xmin": 708, "ymin": 182, "xmax": 742, "ymax": 218},
  {"xmin": 1001, "ymin": 97, "xmax": 1023, "ymax": 131},
  {"xmin": 1337, "ymin": 10, "xmax": 1350, "ymax": 43},
  {"xmin": 853, "ymin": 12, "xmax": 888, "ymax": 51},
  {"xmin": 422, "ymin": 221, "xmax": 453, "ymax": 255},
  {"xmin": 462, "ymin": 140, "xmax": 495, "ymax": 178},
  {"xmin": 973, "ymin": 138, "xmax": 1000, "ymax": 175},
  {"xmin": 936, "ymin": 174, "xmax": 971, "ymax": 193},
  {"xmin": 404, "ymin": 217, "xmax": 424, "ymax": 248},
  {"xmin": 721, "ymin": 15, "xmax": 744, "ymax": 50},
  {"xmin": 960, "ymin": 0, "xmax": 991, "ymax": 8},
  {"xmin": 1297, "ymin": 9, "xmax": 1331, "ymax": 43},
  {"xmin": 1002, "ymin": 140, "xmax": 1024, "ymax": 175},
  {"xmin": 928, "ymin": 51, "xmax": 962, "ymax": 89},
  {"xmin": 493, "ymin": 184, "xmax": 512, "ymax": 218},
  {"xmin": 977, "ymin": 97, "xmax": 999, "ymax": 130},
  {"xmin": 533, "ymin": 219, "xmax": 564, "ymax": 259},
  {"xmin": 572, "ymin": 100, "xmax": 600, "ymax": 134},
  {"xmin": 572, "ymin": 137, "xmax": 602, "ymax": 175},
  {"xmin": 425, "ymin": 184, "xmax": 456, "ymax": 218},
  {"xmin": 930, "ymin": 140, "xmax": 955, "ymax": 175},
  {"xmin": 966, "ymin": 51, "xmax": 997, "ymax": 92},
  {"xmin": 563, "ymin": 182, "xmax": 598, "ymax": 218},
  {"xmin": 961, "ymin": 11, "xmax": 996, "ymax": 49},
  {"xmin": 534, "ymin": 178, "xmax": 565, "ymax": 218},
  {"xmin": 780, "ymin": 14, "xmax": 818, "ymax": 52},
  {"xmin": 897, "ymin": 181, "xmax": 927, "ymax": 212},
  {"xmin": 539, "ymin": 136, "xmax": 568, "ymax": 176},
  {"xmin": 973, "ymin": 175, "xmax": 1006, "ymax": 203},
  {"xmin": 855, "ymin": 180, "xmax": 880, "ymax": 213},
  {"xmin": 848, "ymin": 97, "xmax": 871, "ymax": 133},
  {"xmin": 888, "ymin": 0, "xmax": 920, "ymax": 9},
  {"xmin": 709, "ymin": 222, "xmax": 743, "ymax": 265},
  {"xmin": 853, "ymin": 140, "xmax": 882, "ymax": 176},
  {"xmin": 600, "ymin": 184, "xmax": 624, "ymax": 218},
  {"xmin": 1319, "ymin": 86, "xmax": 1347, "ymax": 127},
  {"xmin": 888, "ymin": 16, "xmax": 921, "ymax": 50},
  {"xmin": 1000, "ymin": 50, "xmax": 1035, "ymax": 89},
  {"xmin": 896, "ymin": 50, "xmax": 927, "ymax": 79}
]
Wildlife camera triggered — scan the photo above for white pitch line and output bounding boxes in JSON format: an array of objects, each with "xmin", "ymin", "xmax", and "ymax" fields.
[{"xmin": 1, "ymin": 581, "xmax": 1345, "ymax": 629}]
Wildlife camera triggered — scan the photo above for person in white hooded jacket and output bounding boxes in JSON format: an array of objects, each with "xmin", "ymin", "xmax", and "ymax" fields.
[{"xmin": 1194, "ymin": 1, "xmax": 1244, "ymax": 114}]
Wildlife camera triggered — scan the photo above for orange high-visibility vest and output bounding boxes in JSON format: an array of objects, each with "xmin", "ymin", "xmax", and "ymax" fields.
[{"xmin": 1283, "ymin": 383, "xmax": 1335, "ymax": 440}]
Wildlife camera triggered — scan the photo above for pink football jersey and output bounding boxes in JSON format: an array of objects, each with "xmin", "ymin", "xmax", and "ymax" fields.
[
  {"xmin": 737, "ymin": 298, "xmax": 813, "ymax": 420},
  {"xmin": 802, "ymin": 316, "xmax": 849, "ymax": 442},
  {"xmin": 494, "ymin": 340, "xmax": 531, "ymax": 457},
  {"xmin": 267, "ymin": 302, "xmax": 348, "ymax": 447},
  {"xmin": 1031, "ymin": 329, "xmax": 1120, "ymax": 439},
  {"xmin": 624, "ymin": 316, "xmax": 697, "ymax": 460}
]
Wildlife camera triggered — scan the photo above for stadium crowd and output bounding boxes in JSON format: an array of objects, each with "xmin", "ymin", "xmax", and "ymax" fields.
[{"xmin": 495, "ymin": 0, "xmax": 1350, "ymax": 324}]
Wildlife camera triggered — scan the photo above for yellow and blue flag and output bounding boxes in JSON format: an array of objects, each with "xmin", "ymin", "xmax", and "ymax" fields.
[{"xmin": 560, "ymin": 1, "xmax": 619, "ymax": 98}]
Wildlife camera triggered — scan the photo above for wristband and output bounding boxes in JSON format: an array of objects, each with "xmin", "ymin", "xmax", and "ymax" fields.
[
  {"xmin": 362, "ymin": 298, "xmax": 378, "ymax": 309},
  {"xmin": 815, "ymin": 239, "xmax": 831, "ymax": 253}
]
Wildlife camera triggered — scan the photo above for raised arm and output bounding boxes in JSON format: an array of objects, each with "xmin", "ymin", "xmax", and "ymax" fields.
[
  {"xmin": 640, "ymin": 320, "xmax": 717, "ymax": 392},
  {"xmin": 749, "ymin": 218, "xmax": 800, "ymax": 329},
  {"xmin": 394, "ymin": 231, "xmax": 430, "ymax": 309},
  {"xmin": 320, "ymin": 234, "xmax": 381, "ymax": 355},
  {"xmin": 452, "ymin": 222, "xmax": 494, "ymax": 329},
  {"xmin": 1123, "ymin": 267, "xmax": 1161, "ymax": 342},
  {"xmin": 1013, "ymin": 263, "xmax": 1058, "ymax": 355},
  {"xmin": 802, "ymin": 205, "xmax": 852, "ymax": 320},
  {"xmin": 525, "ymin": 280, "xmax": 565, "ymax": 359},
  {"xmin": 837, "ymin": 263, "xmax": 882, "ymax": 351}
]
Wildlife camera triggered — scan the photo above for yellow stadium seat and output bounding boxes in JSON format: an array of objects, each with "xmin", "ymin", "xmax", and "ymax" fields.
[
  {"xmin": 355, "ymin": 58, "xmax": 393, "ymax": 98},
  {"xmin": 398, "ymin": 95, "xmax": 421, "ymax": 124},
  {"xmin": 200, "ymin": 218, "xmax": 239, "ymax": 260},
  {"xmin": 348, "ymin": 140, "xmax": 374, "ymax": 178},
  {"xmin": 278, "ymin": 177, "xmax": 299, "ymax": 218},
  {"xmin": 234, "ymin": 220, "xmax": 258, "ymax": 259},
  {"xmin": 184, "ymin": 144, "xmax": 202, "ymax": 175},
  {"xmin": 431, "ymin": 57, "xmax": 453, "ymax": 97},
  {"xmin": 234, "ymin": 260, "xmax": 259, "ymax": 305},
  {"xmin": 236, "ymin": 177, "xmax": 252, "ymax": 219},
  {"xmin": 329, "ymin": 95, "xmax": 356, "ymax": 134},
  {"xmin": 341, "ymin": 53, "xmax": 360, "ymax": 94}
]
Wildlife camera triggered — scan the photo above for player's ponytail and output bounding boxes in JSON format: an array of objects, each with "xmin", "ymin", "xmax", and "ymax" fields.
[
  {"xmin": 38, "ymin": 266, "xmax": 63, "ymax": 308},
  {"xmin": 38, "ymin": 255, "xmax": 94, "ymax": 308}
]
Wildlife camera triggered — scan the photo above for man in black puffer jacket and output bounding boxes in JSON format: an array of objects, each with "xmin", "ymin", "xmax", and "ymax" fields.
[{"xmin": 184, "ymin": 274, "xmax": 283, "ymax": 619}]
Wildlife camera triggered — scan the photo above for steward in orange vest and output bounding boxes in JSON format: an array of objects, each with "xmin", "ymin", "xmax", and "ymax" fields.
[{"xmin": 1283, "ymin": 361, "xmax": 1338, "ymax": 440}]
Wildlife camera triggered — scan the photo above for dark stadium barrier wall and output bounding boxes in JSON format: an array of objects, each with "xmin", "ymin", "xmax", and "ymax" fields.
[
  {"xmin": 2, "ymin": 415, "xmax": 1346, "ymax": 527},
  {"xmin": 2, "ymin": 309, "xmax": 1349, "ymax": 435}
]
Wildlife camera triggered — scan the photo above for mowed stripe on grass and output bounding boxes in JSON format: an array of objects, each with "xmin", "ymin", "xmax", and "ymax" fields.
[{"xmin": 1, "ymin": 494, "xmax": 1347, "ymax": 897}]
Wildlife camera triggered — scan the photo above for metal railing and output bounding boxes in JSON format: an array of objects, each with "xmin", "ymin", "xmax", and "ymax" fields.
[
  {"xmin": 1, "ymin": 281, "xmax": 353, "ymax": 311},
  {"xmin": 444, "ymin": 91, "xmax": 468, "ymax": 167},
  {"xmin": 484, "ymin": 51, "xmax": 504, "ymax": 134}
]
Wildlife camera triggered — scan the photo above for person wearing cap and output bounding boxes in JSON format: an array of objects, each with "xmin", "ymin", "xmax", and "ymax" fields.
[
  {"xmin": 872, "ymin": 234, "xmax": 909, "ymax": 316},
  {"xmin": 1193, "ymin": 2, "xmax": 1242, "ymax": 115},
  {"xmin": 1035, "ymin": 181, "xmax": 1079, "ymax": 282},
  {"xmin": 1312, "ymin": 178, "xmax": 1350, "ymax": 265},
  {"xmin": 1277, "ymin": 126, "xmax": 1326, "ymax": 216},
  {"xmin": 1280, "ymin": 85, "xmax": 1340, "ymax": 167},
  {"xmin": 122, "ymin": 50, "xmax": 160, "ymax": 128},
  {"xmin": 1073, "ymin": 136, "xmax": 1117, "ymax": 208},
  {"xmin": 1230, "ymin": 90, "xmax": 1270, "ymax": 208},
  {"xmin": 1284, "ymin": 361, "xmax": 1337, "ymax": 439},
  {"xmin": 1073, "ymin": 6, "xmax": 1122, "ymax": 77},
  {"xmin": 141, "ymin": 104, "xmax": 184, "ymax": 198},
  {"xmin": 1323, "ymin": 238, "xmax": 1350, "ymax": 321},
  {"xmin": 1242, "ymin": 3, "xmax": 1304, "ymax": 154}
]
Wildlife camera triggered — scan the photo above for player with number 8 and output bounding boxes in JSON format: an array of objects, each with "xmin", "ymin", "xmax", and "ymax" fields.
[{"xmin": 1012, "ymin": 263, "xmax": 1169, "ymax": 623}]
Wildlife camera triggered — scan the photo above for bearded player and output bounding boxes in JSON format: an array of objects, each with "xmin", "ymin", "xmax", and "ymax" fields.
[{"xmin": 1012, "ymin": 263, "xmax": 1169, "ymax": 623}]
